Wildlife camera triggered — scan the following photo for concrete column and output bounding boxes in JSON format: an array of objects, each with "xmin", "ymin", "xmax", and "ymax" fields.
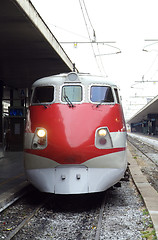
[{"xmin": 0, "ymin": 80, "xmax": 3, "ymax": 143}]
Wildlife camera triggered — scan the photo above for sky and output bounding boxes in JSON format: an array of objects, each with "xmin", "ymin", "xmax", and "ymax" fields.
[{"xmin": 31, "ymin": 0, "xmax": 158, "ymax": 120}]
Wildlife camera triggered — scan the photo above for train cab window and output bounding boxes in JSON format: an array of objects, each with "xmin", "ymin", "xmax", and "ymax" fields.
[
  {"xmin": 90, "ymin": 86, "xmax": 114, "ymax": 103},
  {"xmin": 32, "ymin": 86, "xmax": 54, "ymax": 103},
  {"xmin": 114, "ymin": 88, "xmax": 120, "ymax": 104},
  {"xmin": 61, "ymin": 85, "xmax": 82, "ymax": 102}
]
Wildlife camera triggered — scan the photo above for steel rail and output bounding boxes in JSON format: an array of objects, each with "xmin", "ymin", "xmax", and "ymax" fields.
[
  {"xmin": 5, "ymin": 201, "xmax": 46, "ymax": 240},
  {"xmin": 127, "ymin": 136, "xmax": 158, "ymax": 168},
  {"xmin": 95, "ymin": 192, "xmax": 107, "ymax": 240}
]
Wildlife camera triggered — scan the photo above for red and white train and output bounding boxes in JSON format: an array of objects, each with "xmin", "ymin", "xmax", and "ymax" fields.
[{"xmin": 24, "ymin": 72, "xmax": 127, "ymax": 194}]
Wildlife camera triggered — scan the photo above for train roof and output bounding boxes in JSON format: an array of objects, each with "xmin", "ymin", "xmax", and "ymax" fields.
[{"xmin": 32, "ymin": 72, "xmax": 117, "ymax": 88}]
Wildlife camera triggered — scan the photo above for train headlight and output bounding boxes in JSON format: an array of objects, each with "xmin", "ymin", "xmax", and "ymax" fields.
[
  {"xmin": 32, "ymin": 127, "xmax": 47, "ymax": 149},
  {"xmin": 98, "ymin": 128, "xmax": 107, "ymax": 137},
  {"xmin": 95, "ymin": 127, "xmax": 113, "ymax": 149},
  {"xmin": 37, "ymin": 129, "xmax": 46, "ymax": 138}
]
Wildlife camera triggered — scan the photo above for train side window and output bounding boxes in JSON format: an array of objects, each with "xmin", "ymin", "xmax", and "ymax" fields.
[
  {"xmin": 114, "ymin": 88, "xmax": 120, "ymax": 104},
  {"xmin": 32, "ymin": 86, "xmax": 54, "ymax": 103},
  {"xmin": 90, "ymin": 86, "xmax": 114, "ymax": 103},
  {"xmin": 61, "ymin": 85, "xmax": 82, "ymax": 102}
]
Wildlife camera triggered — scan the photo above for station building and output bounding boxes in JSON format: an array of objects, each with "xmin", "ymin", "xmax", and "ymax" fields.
[
  {"xmin": 128, "ymin": 95, "xmax": 158, "ymax": 135},
  {"xmin": 0, "ymin": 0, "xmax": 75, "ymax": 151}
]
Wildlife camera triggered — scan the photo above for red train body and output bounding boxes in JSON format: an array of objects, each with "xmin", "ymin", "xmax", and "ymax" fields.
[{"xmin": 24, "ymin": 72, "xmax": 127, "ymax": 194}]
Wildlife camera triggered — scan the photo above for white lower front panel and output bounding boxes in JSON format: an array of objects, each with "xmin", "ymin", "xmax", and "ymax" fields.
[
  {"xmin": 88, "ymin": 168, "xmax": 125, "ymax": 192},
  {"xmin": 26, "ymin": 165, "xmax": 125, "ymax": 194},
  {"xmin": 54, "ymin": 166, "xmax": 88, "ymax": 194}
]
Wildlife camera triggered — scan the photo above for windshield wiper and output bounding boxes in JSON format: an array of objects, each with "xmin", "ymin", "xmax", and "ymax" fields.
[
  {"xmin": 64, "ymin": 95, "xmax": 75, "ymax": 108},
  {"xmin": 36, "ymin": 99, "xmax": 49, "ymax": 109},
  {"xmin": 96, "ymin": 100, "xmax": 104, "ymax": 108}
]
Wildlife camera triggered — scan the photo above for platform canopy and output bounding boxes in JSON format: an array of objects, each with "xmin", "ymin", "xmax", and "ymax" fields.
[
  {"xmin": 0, "ymin": 0, "xmax": 75, "ymax": 88},
  {"xmin": 128, "ymin": 95, "xmax": 158, "ymax": 124}
]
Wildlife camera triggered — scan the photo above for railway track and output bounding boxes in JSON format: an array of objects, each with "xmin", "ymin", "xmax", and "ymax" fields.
[
  {"xmin": 127, "ymin": 134, "xmax": 158, "ymax": 167},
  {"xmin": 0, "ymin": 180, "xmax": 155, "ymax": 240},
  {"xmin": 5, "ymin": 202, "xmax": 45, "ymax": 240},
  {"xmin": 0, "ymin": 188, "xmax": 47, "ymax": 240},
  {"xmin": 127, "ymin": 133, "xmax": 158, "ymax": 192},
  {"xmin": 1, "ymin": 190, "xmax": 107, "ymax": 240}
]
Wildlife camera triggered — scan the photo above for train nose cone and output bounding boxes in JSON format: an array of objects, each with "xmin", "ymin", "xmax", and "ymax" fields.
[
  {"xmin": 64, "ymin": 124, "xmax": 91, "ymax": 148},
  {"xmin": 59, "ymin": 106, "xmax": 93, "ymax": 148}
]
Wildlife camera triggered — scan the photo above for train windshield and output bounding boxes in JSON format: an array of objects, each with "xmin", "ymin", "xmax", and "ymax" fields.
[
  {"xmin": 90, "ymin": 86, "xmax": 114, "ymax": 103},
  {"xmin": 61, "ymin": 85, "xmax": 82, "ymax": 102},
  {"xmin": 32, "ymin": 86, "xmax": 54, "ymax": 103}
]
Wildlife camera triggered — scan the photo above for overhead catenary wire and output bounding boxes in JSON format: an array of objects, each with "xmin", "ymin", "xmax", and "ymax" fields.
[
  {"xmin": 142, "ymin": 53, "xmax": 158, "ymax": 81},
  {"xmin": 47, "ymin": 1, "xmax": 118, "ymax": 76},
  {"xmin": 142, "ymin": 40, "xmax": 158, "ymax": 81},
  {"xmin": 78, "ymin": 0, "xmax": 107, "ymax": 76},
  {"xmin": 47, "ymin": 22, "xmax": 89, "ymax": 40},
  {"xmin": 78, "ymin": 0, "xmax": 93, "ymax": 42},
  {"xmin": 82, "ymin": 0, "xmax": 94, "ymax": 33},
  {"xmin": 96, "ymin": 44, "xmax": 108, "ymax": 77}
]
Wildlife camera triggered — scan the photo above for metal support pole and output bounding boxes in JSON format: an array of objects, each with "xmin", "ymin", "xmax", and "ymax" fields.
[{"xmin": 0, "ymin": 80, "xmax": 3, "ymax": 143}]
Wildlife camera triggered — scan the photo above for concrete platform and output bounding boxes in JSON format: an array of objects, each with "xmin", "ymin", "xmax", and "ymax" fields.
[
  {"xmin": 0, "ymin": 150, "xmax": 29, "ymax": 212},
  {"xmin": 127, "ymin": 149, "xmax": 158, "ymax": 238}
]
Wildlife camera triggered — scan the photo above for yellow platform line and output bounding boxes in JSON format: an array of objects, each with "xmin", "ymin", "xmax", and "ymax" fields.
[{"xmin": 0, "ymin": 173, "xmax": 25, "ymax": 187}]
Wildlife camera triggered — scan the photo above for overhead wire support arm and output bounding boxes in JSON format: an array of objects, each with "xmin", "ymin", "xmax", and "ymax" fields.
[
  {"xmin": 60, "ymin": 41, "xmax": 121, "ymax": 55},
  {"xmin": 135, "ymin": 80, "xmax": 158, "ymax": 83},
  {"xmin": 144, "ymin": 39, "xmax": 158, "ymax": 41},
  {"xmin": 143, "ymin": 41, "xmax": 158, "ymax": 52},
  {"xmin": 60, "ymin": 41, "xmax": 116, "ymax": 44},
  {"xmin": 143, "ymin": 39, "xmax": 158, "ymax": 52}
]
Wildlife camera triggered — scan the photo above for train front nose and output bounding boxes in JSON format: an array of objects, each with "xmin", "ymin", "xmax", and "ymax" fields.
[
  {"xmin": 48, "ymin": 117, "xmax": 93, "ymax": 164},
  {"xmin": 62, "ymin": 121, "xmax": 91, "ymax": 148},
  {"xmin": 44, "ymin": 104, "xmax": 114, "ymax": 165}
]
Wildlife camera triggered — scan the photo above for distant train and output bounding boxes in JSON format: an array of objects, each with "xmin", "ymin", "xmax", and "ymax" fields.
[{"xmin": 24, "ymin": 72, "xmax": 127, "ymax": 194}]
